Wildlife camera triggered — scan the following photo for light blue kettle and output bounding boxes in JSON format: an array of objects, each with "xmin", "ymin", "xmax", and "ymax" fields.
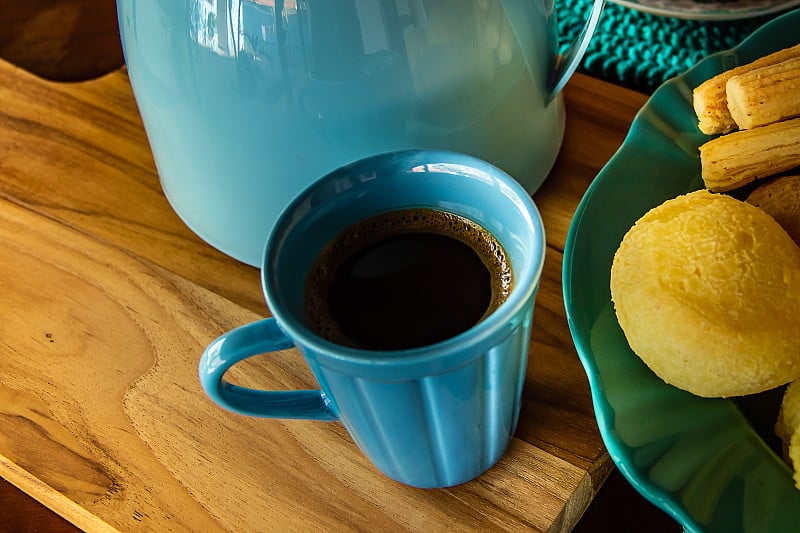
[{"xmin": 117, "ymin": 0, "xmax": 603, "ymax": 266}]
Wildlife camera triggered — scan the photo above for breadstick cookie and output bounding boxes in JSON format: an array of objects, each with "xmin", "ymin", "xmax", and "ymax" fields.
[
  {"xmin": 699, "ymin": 117, "xmax": 800, "ymax": 192},
  {"xmin": 727, "ymin": 57, "xmax": 800, "ymax": 130},
  {"xmin": 693, "ymin": 43, "xmax": 800, "ymax": 135}
]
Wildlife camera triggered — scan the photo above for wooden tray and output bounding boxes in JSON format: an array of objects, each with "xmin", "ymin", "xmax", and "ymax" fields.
[{"xmin": 0, "ymin": 57, "xmax": 647, "ymax": 531}]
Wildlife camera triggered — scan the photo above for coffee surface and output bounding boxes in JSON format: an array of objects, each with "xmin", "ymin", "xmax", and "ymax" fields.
[{"xmin": 304, "ymin": 208, "xmax": 512, "ymax": 350}]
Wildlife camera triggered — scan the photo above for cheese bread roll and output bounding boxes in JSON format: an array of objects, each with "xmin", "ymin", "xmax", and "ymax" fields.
[
  {"xmin": 611, "ymin": 189, "xmax": 800, "ymax": 398},
  {"xmin": 776, "ymin": 380, "xmax": 800, "ymax": 489},
  {"xmin": 746, "ymin": 174, "xmax": 800, "ymax": 245}
]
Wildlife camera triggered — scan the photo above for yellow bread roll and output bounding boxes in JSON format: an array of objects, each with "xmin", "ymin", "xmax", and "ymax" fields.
[
  {"xmin": 746, "ymin": 174, "xmax": 800, "ymax": 245},
  {"xmin": 776, "ymin": 380, "xmax": 800, "ymax": 489},
  {"xmin": 611, "ymin": 189, "xmax": 800, "ymax": 398}
]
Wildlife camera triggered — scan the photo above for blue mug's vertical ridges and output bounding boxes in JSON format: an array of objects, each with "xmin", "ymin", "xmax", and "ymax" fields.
[
  {"xmin": 420, "ymin": 359, "xmax": 485, "ymax": 487},
  {"xmin": 511, "ymin": 303, "xmax": 535, "ymax": 434},
  {"xmin": 484, "ymin": 341, "xmax": 510, "ymax": 469},
  {"xmin": 343, "ymin": 375, "xmax": 402, "ymax": 478},
  {"xmin": 352, "ymin": 325, "xmax": 531, "ymax": 488},
  {"xmin": 483, "ymin": 346, "xmax": 501, "ymax": 470},
  {"xmin": 331, "ymin": 373, "xmax": 438, "ymax": 486},
  {"xmin": 319, "ymin": 337, "xmax": 532, "ymax": 488}
]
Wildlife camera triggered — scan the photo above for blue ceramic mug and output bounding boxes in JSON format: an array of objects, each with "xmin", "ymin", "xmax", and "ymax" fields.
[{"xmin": 198, "ymin": 150, "xmax": 546, "ymax": 488}]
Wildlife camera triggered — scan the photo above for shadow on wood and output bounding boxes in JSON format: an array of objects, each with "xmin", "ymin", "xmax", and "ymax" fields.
[{"xmin": 0, "ymin": 0, "xmax": 124, "ymax": 81}]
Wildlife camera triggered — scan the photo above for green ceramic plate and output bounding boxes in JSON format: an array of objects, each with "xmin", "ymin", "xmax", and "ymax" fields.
[{"xmin": 563, "ymin": 8, "xmax": 800, "ymax": 533}]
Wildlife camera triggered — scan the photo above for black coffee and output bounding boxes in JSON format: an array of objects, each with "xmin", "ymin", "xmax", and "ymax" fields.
[{"xmin": 304, "ymin": 208, "xmax": 513, "ymax": 350}]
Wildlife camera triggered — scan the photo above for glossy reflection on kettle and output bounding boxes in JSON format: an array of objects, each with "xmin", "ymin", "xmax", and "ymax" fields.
[{"xmin": 117, "ymin": 0, "xmax": 602, "ymax": 266}]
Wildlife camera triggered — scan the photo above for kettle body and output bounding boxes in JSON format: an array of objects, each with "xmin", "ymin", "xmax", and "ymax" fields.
[{"xmin": 118, "ymin": 0, "xmax": 602, "ymax": 266}]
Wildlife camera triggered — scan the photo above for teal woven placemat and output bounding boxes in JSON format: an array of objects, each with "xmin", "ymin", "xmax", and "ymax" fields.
[{"xmin": 558, "ymin": 1, "xmax": 789, "ymax": 92}]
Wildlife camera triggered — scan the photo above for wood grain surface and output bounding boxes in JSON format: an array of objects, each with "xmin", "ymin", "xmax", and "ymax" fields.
[
  {"xmin": 0, "ymin": 57, "xmax": 649, "ymax": 532},
  {"xmin": 0, "ymin": 1, "xmax": 683, "ymax": 531}
]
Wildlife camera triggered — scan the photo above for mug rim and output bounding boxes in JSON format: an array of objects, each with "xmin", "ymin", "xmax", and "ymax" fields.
[{"xmin": 261, "ymin": 149, "xmax": 546, "ymax": 371}]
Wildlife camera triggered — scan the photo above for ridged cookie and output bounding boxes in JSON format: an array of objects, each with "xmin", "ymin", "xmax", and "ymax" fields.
[
  {"xmin": 727, "ymin": 56, "xmax": 800, "ymax": 130},
  {"xmin": 699, "ymin": 118, "xmax": 800, "ymax": 192},
  {"xmin": 693, "ymin": 43, "xmax": 800, "ymax": 135}
]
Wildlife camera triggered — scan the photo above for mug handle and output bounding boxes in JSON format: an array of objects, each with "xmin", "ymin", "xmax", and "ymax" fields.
[{"xmin": 198, "ymin": 318, "xmax": 338, "ymax": 421}]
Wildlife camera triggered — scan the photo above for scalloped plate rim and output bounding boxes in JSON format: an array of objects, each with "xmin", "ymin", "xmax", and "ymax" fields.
[{"xmin": 563, "ymin": 8, "xmax": 800, "ymax": 532}]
